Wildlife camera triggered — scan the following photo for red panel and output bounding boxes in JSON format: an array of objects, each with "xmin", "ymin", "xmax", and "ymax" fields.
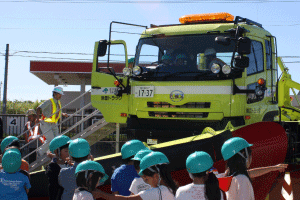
[{"xmin": 30, "ymin": 61, "xmax": 125, "ymax": 73}]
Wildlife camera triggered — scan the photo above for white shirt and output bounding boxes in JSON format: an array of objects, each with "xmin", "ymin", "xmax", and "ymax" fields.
[
  {"xmin": 175, "ymin": 183, "xmax": 224, "ymax": 200},
  {"xmin": 129, "ymin": 177, "xmax": 151, "ymax": 194},
  {"xmin": 72, "ymin": 190, "xmax": 94, "ymax": 200},
  {"xmin": 138, "ymin": 185, "xmax": 175, "ymax": 200},
  {"xmin": 226, "ymin": 174, "xmax": 254, "ymax": 200}
]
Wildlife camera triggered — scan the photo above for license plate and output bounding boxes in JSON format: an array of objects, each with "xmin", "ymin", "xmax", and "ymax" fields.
[{"xmin": 135, "ymin": 86, "xmax": 154, "ymax": 97}]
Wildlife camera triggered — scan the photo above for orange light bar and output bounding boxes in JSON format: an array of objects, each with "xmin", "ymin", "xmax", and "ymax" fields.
[
  {"xmin": 257, "ymin": 78, "xmax": 265, "ymax": 86},
  {"xmin": 245, "ymin": 116, "xmax": 251, "ymax": 120},
  {"xmin": 120, "ymin": 113, "xmax": 127, "ymax": 117},
  {"xmin": 114, "ymin": 80, "xmax": 120, "ymax": 87},
  {"xmin": 179, "ymin": 12, "xmax": 234, "ymax": 24}
]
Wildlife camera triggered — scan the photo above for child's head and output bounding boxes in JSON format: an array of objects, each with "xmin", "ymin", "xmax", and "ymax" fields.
[
  {"xmin": 68, "ymin": 138, "xmax": 90, "ymax": 163},
  {"xmin": 221, "ymin": 137, "xmax": 253, "ymax": 171},
  {"xmin": 186, "ymin": 151, "xmax": 221, "ymax": 200},
  {"xmin": 1, "ymin": 136, "xmax": 20, "ymax": 154},
  {"xmin": 139, "ymin": 151, "xmax": 177, "ymax": 195},
  {"xmin": 75, "ymin": 161, "xmax": 109, "ymax": 192},
  {"xmin": 2, "ymin": 148, "xmax": 22, "ymax": 174},
  {"xmin": 132, "ymin": 149, "xmax": 152, "ymax": 173},
  {"xmin": 49, "ymin": 135, "xmax": 71, "ymax": 161},
  {"xmin": 121, "ymin": 140, "xmax": 147, "ymax": 164}
]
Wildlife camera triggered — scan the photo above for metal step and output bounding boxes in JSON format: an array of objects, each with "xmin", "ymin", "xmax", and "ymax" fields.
[
  {"xmin": 28, "ymin": 110, "xmax": 111, "ymax": 172},
  {"xmin": 29, "ymin": 153, "xmax": 51, "ymax": 172},
  {"xmin": 71, "ymin": 118, "xmax": 109, "ymax": 140}
]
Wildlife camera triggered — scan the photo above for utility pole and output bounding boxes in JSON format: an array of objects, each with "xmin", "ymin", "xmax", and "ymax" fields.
[{"xmin": 2, "ymin": 44, "xmax": 9, "ymax": 134}]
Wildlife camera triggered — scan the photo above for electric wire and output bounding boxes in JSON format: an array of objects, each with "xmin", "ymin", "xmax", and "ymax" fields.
[{"xmin": 1, "ymin": 0, "xmax": 300, "ymax": 3}]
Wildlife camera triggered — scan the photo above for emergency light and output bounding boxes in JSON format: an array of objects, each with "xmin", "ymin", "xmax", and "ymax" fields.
[{"xmin": 179, "ymin": 12, "xmax": 234, "ymax": 24}]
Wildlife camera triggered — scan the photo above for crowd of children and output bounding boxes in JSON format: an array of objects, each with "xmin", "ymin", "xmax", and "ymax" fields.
[{"xmin": 0, "ymin": 133, "xmax": 288, "ymax": 200}]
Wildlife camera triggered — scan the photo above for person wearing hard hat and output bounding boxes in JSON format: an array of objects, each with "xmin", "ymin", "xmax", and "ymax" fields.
[
  {"xmin": 0, "ymin": 148, "xmax": 31, "ymax": 200},
  {"xmin": 111, "ymin": 139, "xmax": 148, "ymax": 196},
  {"xmin": 220, "ymin": 137, "xmax": 254, "ymax": 200},
  {"xmin": 92, "ymin": 151, "xmax": 177, "ymax": 200},
  {"xmin": 0, "ymin": 136, "xmax": 29, "ymax": 173},
  {"xmin": 128, "ymin": 58, "xmax": 135, "ymax": 69},
  {"xmin": 176, "ymin": 151, "xmax": 223, "ymax": 200},
  {"xmin": 24, "ymin": 109, "xmax": 45, "ymax": 164},
  {"xmin": 73, "ymin": 160, "xmax": 109, "ymax": 200},
  {"xmin": 45, "ymin": 135, "xmax": 72, "ymax": 200},
  {"xmin": 36, "ymin": 86, "xmax": 68, "ymax": 157},
  {"xmin": 58, "ymin": 138, "xmax": 93, "ymax": 200},
  {"xmin": 129, "ymin": 149, "xmax": 153, "ymax": 195}
]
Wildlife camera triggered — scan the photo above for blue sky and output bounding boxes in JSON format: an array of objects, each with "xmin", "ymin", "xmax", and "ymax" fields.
[{"xmin": 0, "ymin": 0, "xmax": 300, "ymax": 101}]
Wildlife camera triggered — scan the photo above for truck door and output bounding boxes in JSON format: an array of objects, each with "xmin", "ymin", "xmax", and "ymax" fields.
[
  {"xmin": 91, "ymin": 40, "xmax": 129, "ymax": 123},
  {"xmin": 245, "ymin": 37, "xmax": 267, "ymax": 123}
]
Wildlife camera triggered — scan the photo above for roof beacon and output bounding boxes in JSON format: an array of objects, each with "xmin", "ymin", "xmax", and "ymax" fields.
[{"xmin": 179, "ymin": 12, "xmax": 234, "ymax": 24}]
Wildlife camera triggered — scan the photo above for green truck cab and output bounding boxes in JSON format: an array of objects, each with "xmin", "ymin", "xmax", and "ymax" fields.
[{"xmin": 91, "ymin": 13, "xmax": 278, "ymax": 142}]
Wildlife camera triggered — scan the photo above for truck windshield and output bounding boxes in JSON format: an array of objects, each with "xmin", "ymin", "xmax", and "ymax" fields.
[{"xmin": 135, "ymin": 34, "xmax": 239, "ymax": 81}]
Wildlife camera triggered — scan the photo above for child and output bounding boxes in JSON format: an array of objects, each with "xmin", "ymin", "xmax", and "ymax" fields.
[
  {"xmin": 59, "ymin": 138, "xmax": 93, "ymax": 200},
  {"xmin": 221, "ymin": 137, "xmax": 288, "ymax": 200},
  {"xmin": 73, "ymin": 160, "xmax": 109, "ymax": 200},
  {"xmin": 45, "ymin": 135, "xmax": 71, "ymax": 200},
  {"xmin": 93, "ymin": 151, "xmax": 177, "ymax": 200},
  {"xmin": 0, "ymin": 136, "xmax": 29, "ymax": 173},
  {"xmin": 176, "ymin": 151, "xmax": 223, "ymax": 200},
  {"xmin": 221, "ymin": 137, "xmax": 254, "ymax": 200},
  {"xmin": 129, "ymin": 149, "xmax": 153, "ymax": 194},
  {"xmin": 0, "ymin": 148, "xmax": 31, "ymax": 200},
  {"xmin": 111, "ymin": 139, "xmax": 148, "ymax": 196}
]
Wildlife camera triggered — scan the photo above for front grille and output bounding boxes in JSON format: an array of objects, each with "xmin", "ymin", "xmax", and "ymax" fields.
[
  {"xmin": 147, "ymin": 102, "xmax": 211, "ymax": 108},
  {"xmin": 149, "ymin": 112, "xmax": 209, "ymax": 118}
]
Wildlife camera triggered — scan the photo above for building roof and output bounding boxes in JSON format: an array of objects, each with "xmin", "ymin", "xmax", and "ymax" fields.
[{"xmin": 30, "ymin": 61, "xmax": 125, "ymax": 85}]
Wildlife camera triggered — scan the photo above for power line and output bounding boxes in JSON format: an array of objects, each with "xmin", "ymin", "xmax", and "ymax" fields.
[{"xmin": 1, "ymin": 0, "xmax": 300, "ymax": 3}]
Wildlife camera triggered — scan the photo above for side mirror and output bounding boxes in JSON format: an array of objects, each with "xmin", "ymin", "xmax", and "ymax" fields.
[
  {"xmin": 215, "ymin": 36, "xmax": 231, "ymax": 46},
  {"xmin": 235, "ymin": 55, "xmax": 249, "ymax": 68},
  {"xmin": 237, "ymin": 37, "xmax": 251, "ymax": 55},
  {"xmin": 97, "ymin": 40, "xmax": 108, "ymax": 57}
]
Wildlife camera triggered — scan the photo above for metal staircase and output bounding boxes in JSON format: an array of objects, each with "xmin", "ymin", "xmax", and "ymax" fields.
[{"xmin": 17, "ymin": 90, "xmax": 113, "ymax": 172}]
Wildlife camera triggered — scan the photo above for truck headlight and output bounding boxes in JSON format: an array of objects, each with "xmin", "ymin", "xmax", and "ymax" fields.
[
  {"xmin": 123, "ymin": 68, "xmax": 131, "ymax": 76},
  {"xmin": 222, "ymin": 65, "xmax": 231, "ymax": 74},
  {"xmin": 133, "ymin": 66, "xmax": 142, "ymax": 76},
  {"xmin": 211, "ymin": 63, "xmax": 220, "ymax": 74}
]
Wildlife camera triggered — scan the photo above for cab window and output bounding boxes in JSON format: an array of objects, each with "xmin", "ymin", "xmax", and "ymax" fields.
[
  {"xmin": 247, "ymin": 41, "xmax": 264, "ymax": 75},
  {"xmin": 265, "ymin": 40, "xmax": 272, "ymax": 70}
]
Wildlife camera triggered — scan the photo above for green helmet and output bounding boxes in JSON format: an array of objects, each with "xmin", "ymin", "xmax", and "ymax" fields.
[
  {"xmin": 75, "ymin": 160, "xmax": 109, "ymax": 183},
  {"xmin": 69, "ymin": 138, "xmax": 90, "ymax": 158},
  {"xmin": 139, "ymin": 151, "xmax": 169, "ymax": 176},
  {"xmin": 176, "ymin": 54, "xmax": 187, "ymax": 60},
  {"xmin": 186, "ymin": 151, "xmax": 213, "ymax": 174},
  {"xmin": 128, "ymin": 58, "xmax": 135, "ymax": 64},
  {"xmin": 1, "ymin": 136, "xmax": 19, "ymax": 153},
  {"xmin": 221, "ymin": 137, "xmax": 253, "ymax": 161},
  {"xmin": 49, "ymin": 135, "xmax": 71, "ymax": 153},
  {"xmin": 132, "ymin": 149, "xmax": 152, "ymax": 161},
  {"xmin": 2, "ymin": 149, "xmax": 22, "ymax": 173},
  {"xmin": 121, "ymin": 140, "xmax": 147, "ymax": 159}
]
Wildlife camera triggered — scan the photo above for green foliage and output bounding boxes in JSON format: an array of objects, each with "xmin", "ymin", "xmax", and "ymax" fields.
[{"xmin": 4, "ymin": 100, "xmax": 44, "ymax": 114}]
